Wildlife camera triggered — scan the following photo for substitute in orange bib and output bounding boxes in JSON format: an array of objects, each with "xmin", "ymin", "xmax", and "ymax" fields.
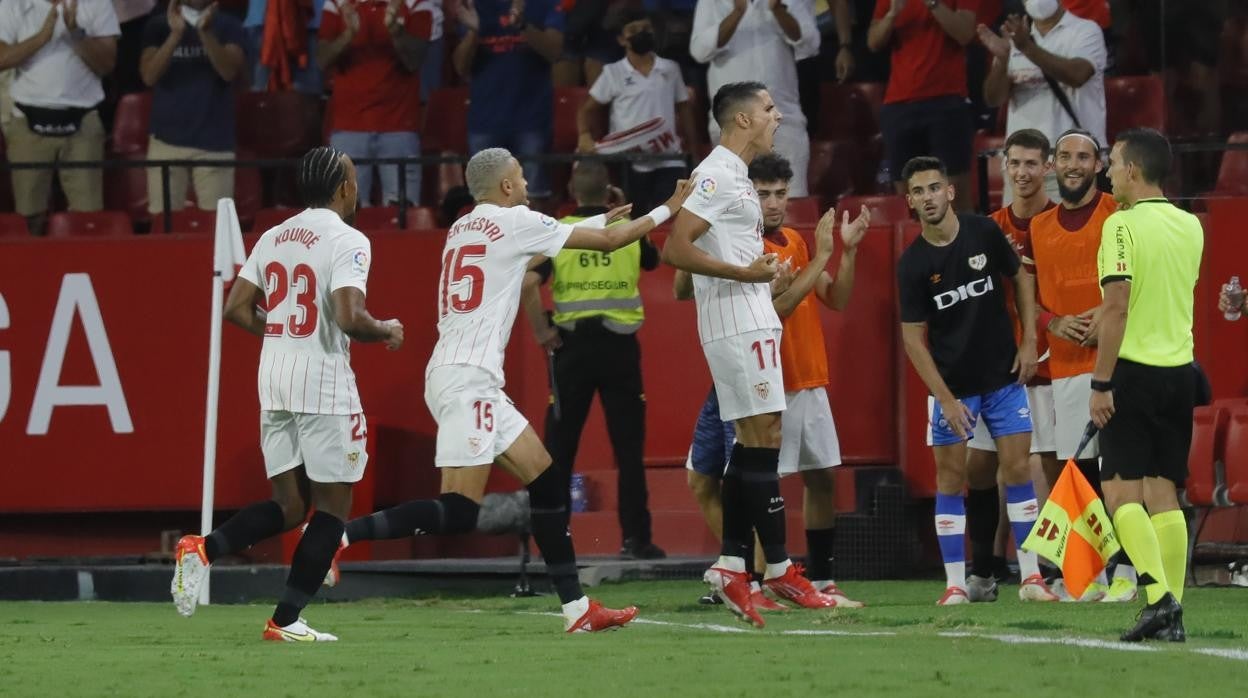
[{"xmin": 1031, "ymin": 127, "xmax": 1138, "ymax": 602}]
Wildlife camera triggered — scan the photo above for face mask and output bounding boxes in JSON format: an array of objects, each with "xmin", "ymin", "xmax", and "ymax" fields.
[
  {"xmin": 628, "ymin": 30, "xmax": 656, "ymax": 55},
  {"xmin": 1023, "ymin": 0, "xmax": 1059, "ymax": 20},
  {"xmin": 180, "ymin": 4, "xmax": 204, "ymax": 26}
]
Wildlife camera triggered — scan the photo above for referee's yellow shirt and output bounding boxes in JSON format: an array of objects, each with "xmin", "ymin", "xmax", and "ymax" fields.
[{"xmin": 1097, "ymin": 198, "xmax": 1204, "ymax": 367}]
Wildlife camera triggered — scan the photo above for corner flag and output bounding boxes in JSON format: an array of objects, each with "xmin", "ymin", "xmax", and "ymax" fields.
[{"xmin": 1022, "ymin": 422, "xmax": 1121, "ymax": 599}]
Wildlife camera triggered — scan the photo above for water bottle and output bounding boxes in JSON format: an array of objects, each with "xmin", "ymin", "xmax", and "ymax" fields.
[
  {"xmin": 569, "ymin": 473, "xmax": 589, "ymax": 513},
  {"xmin": 1224, "ymin": 276, "xmax": 1244, "ymax": 321}
]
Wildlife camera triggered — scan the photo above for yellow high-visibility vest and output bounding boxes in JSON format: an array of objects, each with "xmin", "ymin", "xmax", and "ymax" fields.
[{"xmin": 551, "ymin": 214, "xmax": 644, "ymax": 333}]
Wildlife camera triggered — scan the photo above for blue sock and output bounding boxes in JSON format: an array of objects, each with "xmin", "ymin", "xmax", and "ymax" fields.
[
  {"xmin": 935, "ymin": 493, "xmax": 967, "ymax": 589},
  {"xmin": 1005, "ymin": 482, "xmax": 1041, "ymax": 578}
]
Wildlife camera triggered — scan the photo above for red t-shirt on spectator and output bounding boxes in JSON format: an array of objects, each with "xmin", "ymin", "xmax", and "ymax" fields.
[
  {"xmin": 1062, "ymin": 0, "xmax": 1109, "ymax": 28},
  {"xmin": 319, "ymin": 0, "xmax": 432, "ymax": 133},
  {"xmin": 873, "ymin": 0, "xmax": 982, "ymax": 105}
]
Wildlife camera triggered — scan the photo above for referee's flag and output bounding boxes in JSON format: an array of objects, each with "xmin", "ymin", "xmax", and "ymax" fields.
[{"xmin": 1021, "ymin": 424, "xmax": 1121, "ymax": 599}]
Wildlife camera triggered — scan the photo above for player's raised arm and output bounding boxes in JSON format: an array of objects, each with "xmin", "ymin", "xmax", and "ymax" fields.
[
  {"xmin": 223, "ymin": 276, "xmax": 268, "ymax": 337},
  {"xmin": 563, "ymin": 179, "xmax": 694, "ymax": 252},
  {"xmin": 332, "ymin": 287, "xmax": 404, "ymax": 350}
]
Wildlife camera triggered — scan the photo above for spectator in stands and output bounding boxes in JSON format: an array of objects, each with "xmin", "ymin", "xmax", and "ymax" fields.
[
  {"xmin": 0, "ymin": 0, "xmax": 119, "ymax": 236},
  {"xmin": 978, "ymin": 0, "xmax": 1106, "ymax": 202},
  {"xmin": 244, "ymin": 0, "xmax": 323, "ymax": 93},
  {"xmin": 868, "ymin": 0, "xmax": 977, "ymax": 211},
  {"xmin": 691, "ymin": 0, "xmax": 819, "ymax": 197},
  {"xmin": 319, "ymin": 0, "xmax": 431, "ymax": 207},
  {"xmin": 454, "ymin": 0, "xmax": 564, "ymax": 205},
  {"xmin": 413, "ymin": 0, "xmax": 443, "ymax": 101},
  {"xmin": 644, "ymin": 0, "xmax": 700, "ymax": 86},
  {"xmin": 577, "ymin": 8, "xmax": 697, "ymax": 215},
  {"xmin": 140, "ymin": 0, "xmax": 245, "ymax": 216},
  {"xmin": 556, "ymin": 0, "xmax": 622, "ymax": 87}
]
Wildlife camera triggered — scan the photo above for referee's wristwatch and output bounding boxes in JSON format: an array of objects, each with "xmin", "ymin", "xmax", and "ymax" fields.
[{"xmin": 1090, "ymin": 379, "xmax": 1113, "ymax": 393}]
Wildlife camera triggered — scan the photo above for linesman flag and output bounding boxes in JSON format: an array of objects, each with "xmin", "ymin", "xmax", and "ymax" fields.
[{"xmin": 1022, "ymin": 422, "xmax": 1121, "ymax": 599}]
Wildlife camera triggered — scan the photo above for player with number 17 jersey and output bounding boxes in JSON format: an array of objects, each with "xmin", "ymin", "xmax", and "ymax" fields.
[{"xmin": 238, "ymin": 209, "xmax": 372, "ymax": 417}]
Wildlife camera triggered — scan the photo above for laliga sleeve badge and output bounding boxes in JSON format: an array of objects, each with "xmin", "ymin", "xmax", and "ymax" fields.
[{"xmin": 352, "ymin": 249, "xmax": 369, "ymax": 274}]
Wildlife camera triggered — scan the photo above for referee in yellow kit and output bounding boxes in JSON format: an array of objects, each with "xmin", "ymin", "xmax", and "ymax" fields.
[
  {"xmin": 1090, "ymin": 128, "xmax": 1203, "ymax": 642},
  {"xmin": 521, "ymin": 160, "xmax": 666, "ymax": 560}
]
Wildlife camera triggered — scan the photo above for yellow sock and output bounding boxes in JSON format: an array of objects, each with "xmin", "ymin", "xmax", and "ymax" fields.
[
  {"xmin": 1112, "ymin": 503, "xmax": 1170, "ymax": 605},
  {"xmin": 1151, "ymin": 510, "xmax": 1188, "ymax": 603}
]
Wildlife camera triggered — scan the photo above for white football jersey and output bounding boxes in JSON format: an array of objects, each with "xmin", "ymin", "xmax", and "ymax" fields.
[
  {"xmin": 682, "ymin": 145, "xmax": 782, "ymax": 343},
  {"xmin": 427, "ymin": 204, "xmax": 574, "ymax": 383},
  {"xmin": 237, "ymin": 208, "xmax": 371, "ymax": 415}
]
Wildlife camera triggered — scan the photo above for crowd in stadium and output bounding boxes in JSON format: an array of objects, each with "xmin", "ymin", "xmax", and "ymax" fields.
[{"xmin": 0, "ymin": 0, "xmax": 1244, "ymax": 236}]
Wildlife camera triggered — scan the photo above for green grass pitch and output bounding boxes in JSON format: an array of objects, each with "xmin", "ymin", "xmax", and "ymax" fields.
[{"xmin": 3, "ymin": 581, "xmax": 1246, "ymax": 696}]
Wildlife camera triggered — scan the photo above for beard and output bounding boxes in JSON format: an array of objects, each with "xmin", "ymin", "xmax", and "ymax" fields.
[{"xmin": 1058, "ymin": 174, "xmax": 1095, "ymax": 204}]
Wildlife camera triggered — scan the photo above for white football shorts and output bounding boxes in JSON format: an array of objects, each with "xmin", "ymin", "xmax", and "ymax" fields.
[
  {"xmin": 702, "ymin": 328, "xmax": 787, "ymax": 422},
  {"xmin": 261, "ymin": 410, "xmax": 369, "ymax": 483},
  {"xmin": 778, "ymin": 387, "xmax": 842, "ymax": 475},
  {"xmin": 425, "ymin": 364, "xmax": 529, "ymax": 467}
]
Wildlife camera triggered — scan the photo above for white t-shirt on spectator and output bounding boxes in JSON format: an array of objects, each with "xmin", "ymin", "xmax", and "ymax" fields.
[
  {"xmin": 412, "ymin": 0, "xmax": 442, "ymax": 41},
  {"xmin": 589, "ymin": 55, "xmax": 688, "ymax": 173},
  {"xmin": 1006, "ymin": 10, "xmax": 1106, "ymax": 147},
  {"xmin": 0, "ymin": 0, "xmax": 120, "ymax": 112},
  {"xmin": 682, "ymin": 145, "xmax": 782, "ymax": 343}
]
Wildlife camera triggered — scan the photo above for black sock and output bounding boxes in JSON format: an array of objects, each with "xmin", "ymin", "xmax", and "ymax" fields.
[
  {"xmin": 526, "ymin": 467, "xmax": 583, "ymax": 604},
  {"xmin": 744, "ymin": 534, "xmax": 761, "ymax": 581},
  {"xmin": 966, "ymin": 487, "xmax": 999, "ymax": 578},
  {"xmin": 272, "ymin": 510, "xmax": 344, "ymax": 627},
  {"xmin": 204, "ymin": 500, "xmax": 286, "ymax": 563},
  {"xmin": 345, "ymin": 500, "xmax": 443, "ymax": 542},
  {"xmin": 805, "ymin": 527, "xmax": 836, "ymax": 581},
  {"xmin": 720, "ymin": 453, "xmax": 751, "ymax": 561},
  {"xmin": 736, "ymin": 446, "xmax": 786, "ymax": 564}
]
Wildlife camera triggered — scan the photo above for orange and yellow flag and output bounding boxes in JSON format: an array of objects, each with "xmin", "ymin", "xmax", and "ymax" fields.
[{"xmin": 1022, "ymin": 460, "xmax": 1121, "ymax": 598}]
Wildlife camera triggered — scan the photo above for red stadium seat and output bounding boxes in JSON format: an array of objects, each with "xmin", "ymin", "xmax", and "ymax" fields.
[
  {"xmin": 111, "ymin": 92, "xmax": 151, "ymax": 156},
  {"xmin": 355, "ymin": 205, "xmax": 438, "ymax": 230},
  {"xmin": 1214, "ymin": 132, "xmax": 1248, "ymax": 195},
  {"xmin": 0, "ymin": 212, "xmax": 29, "ymax": 236},
  {"xmin": 807, "ymin": 140, "xmax": 854, "ymax": 204},
  {"xmin": 151, "ymin": 208, "xmax": 216, "ymax": 234},
  {"xmin": 45, "ymin": 211, "xmax": 133, "ymax": 238},
  {"xmin": 1105, "ymin": 76, "xmax": 1166, "ymax": 141},
  {"xmin": 102, "ymin": 156, "xmax": 150, "ymax": 225},
  {"xmin": 251, "ymin": 207, "xmax": 302, "ymax": 233},
  {"xmin": 837, "ymin": 194, "xmax": 911, "ymax": 227},
  {"xmin": 817, "ymin": 82, "xmax": 884, "ymax": 142},
  {"xmin": 1186, "ymin": 405, "xmax": 1229, "ymax": 507},
  {"xmin": 553, "ymin": 86, "xmax": 589, "ymax": 153},
  {"xmin": 785, "ymin": 197, "xmax": 822, "ymax": 228},
  {"xmin": 423, "ymin": 87, "xmax": 470, "ymax": 154},
  {"xmin": 1223, "ymin": 406, "xmax": 1248, "ymax": 505},
  {"xmin": 236, "ymin": 91, "xmax": 322, "ymax": 158}
]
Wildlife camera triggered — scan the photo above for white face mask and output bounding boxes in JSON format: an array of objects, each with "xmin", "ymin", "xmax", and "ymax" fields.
[
  {"xmin": 180, "ymin": 5, "xmax": 203, "ymax": 26},
  {"xmin": 1023, "ymin": 0, "xmax": 1060, "ymax": 20}
]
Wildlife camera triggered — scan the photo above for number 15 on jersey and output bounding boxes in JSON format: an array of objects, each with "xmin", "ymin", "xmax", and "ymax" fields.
[{"xmin": 440, "ymin": 245, "xmax": 486, "ymax": 317}]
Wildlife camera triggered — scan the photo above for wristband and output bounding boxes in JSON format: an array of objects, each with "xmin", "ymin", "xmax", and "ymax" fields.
[
  {"xmin": 1090, "ymin": 379, "xmax": 1113, "ymax": 393},
  {"xmin": 645, "ymin": 205, "xmax": 671, "ymax": 227}
]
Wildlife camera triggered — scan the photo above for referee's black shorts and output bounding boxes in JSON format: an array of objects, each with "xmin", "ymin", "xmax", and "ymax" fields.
[{"xmin": 1100, "ymin": 359, "xmax": 1196, "ymax": 485}]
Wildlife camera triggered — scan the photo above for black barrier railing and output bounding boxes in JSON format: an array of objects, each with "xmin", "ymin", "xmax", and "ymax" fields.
[
  {"xmin": 974, "ymin": 140, "xmax": 1248, "ymax": 215},
  {"xmin": 0, "ymin": 151, "xmax": 693, "ymax": 233}
]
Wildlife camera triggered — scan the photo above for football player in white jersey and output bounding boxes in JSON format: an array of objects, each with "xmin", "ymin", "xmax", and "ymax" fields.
[
  {"xmin": 661, "ymin": 81, "xmax": 838, "ymax": 628},
  {"xmin": 339, "ymin": 148, "xmax": 693, "ymax": 633},
  {"xmin": 169, "ymin": 147, "xmax": 404, "ymax": 642}
]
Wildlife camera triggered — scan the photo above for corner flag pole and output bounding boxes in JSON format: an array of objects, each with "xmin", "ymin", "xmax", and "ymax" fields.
[{"xmin": 200, "ymin": 198, "xmax": 246, "ymax": 606}]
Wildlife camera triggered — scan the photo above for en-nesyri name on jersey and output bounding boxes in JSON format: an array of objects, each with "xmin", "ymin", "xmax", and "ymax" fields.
[
  {"xmin": 427, "ymin": 203, "xmax": 575, "ymax": 383},
  {"xmin": 238, "ymin": 208, "xmax": 372, "ymax": 415}
]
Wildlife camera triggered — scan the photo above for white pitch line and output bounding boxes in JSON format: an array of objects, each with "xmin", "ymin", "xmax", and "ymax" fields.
[{"xmin": 510, "ymin": 610, "xmax": 1247, "ymax": 662}]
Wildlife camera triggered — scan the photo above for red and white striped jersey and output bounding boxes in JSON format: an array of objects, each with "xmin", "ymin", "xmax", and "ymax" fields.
[
  {"xmin": 427, "ymin": 203, "xmax": 575, "ymax": 383},
  {"xmin": 237, "ymin": 208, "xmax": 371, "ymax": 415},
  {"xmin": 682, "ymin": 146, "xmax": 782, "ymax": 343}
]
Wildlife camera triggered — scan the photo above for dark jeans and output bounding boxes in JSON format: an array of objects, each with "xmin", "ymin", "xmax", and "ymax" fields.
[
  {"xmin": 545, "ymin": 321, "xmax": 652, "ymax": 544},
  {"xmin": 623, "ymin": 165, "xmax": 685, "ymax": 217}
]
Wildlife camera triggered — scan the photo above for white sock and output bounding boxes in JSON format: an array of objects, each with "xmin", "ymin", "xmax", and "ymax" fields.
[
  {"xmin": 1114, "ymin": 564, "xmax": 1137, "ymax": 584},
  {"xmin": 1016, "ymin": 549, "xmax": 1040, "ymax": 579},
  {"xmin": 763, "ymin": 560, "xmax": 792, "ymax": 580},
  {"xmin": 561, "ymin": 596, "xmax": 590, "ymax": 619},
  {"xmin": 1096, "ymin": 569, "xmax": 1109, "ymax": 585},
  {"xmin": 715, "ymin": 555, "xmax": 746, "ymax": 573},
  {"xmin": 749, "ymin": 581, "xmax": 762, "ymax": 592},
  {"xmin": 945, "ymin": 561, "xmax": 967, "ymax": 591},
  {"xmin": 340, "ymin": 532, "xmax": 350, "ymax": 548}
]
